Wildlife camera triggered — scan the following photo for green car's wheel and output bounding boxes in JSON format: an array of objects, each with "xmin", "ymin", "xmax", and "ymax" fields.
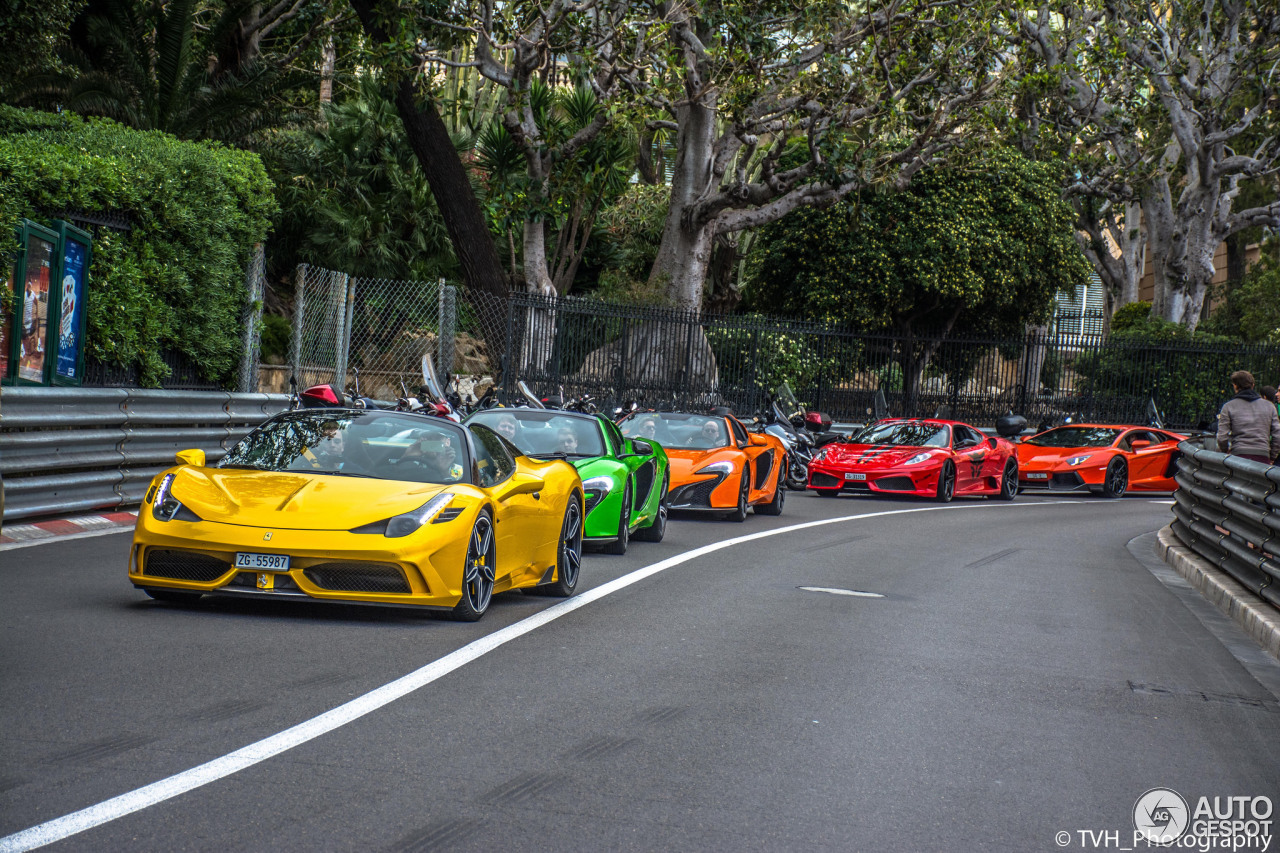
[
  {"xmin": 989, "ymin": 459, "xmax": 1018, "ymax": 501},
  {"xmin": 935, "ymin": 461, "xmax": 956, "ymax": 503},
  {"xmin": 453, "ymin": 511, "xmax": 495, "ymax": 621},
  {"xmin": 539, "ymin": 496, "xmax": 583, "ymax": 597},
  {"xmin": 755, "ymin": 458, "xmax": 786, "ymax": 516},
  {"xmin": 633, "ymin": 471, "xmax": 669, "ymax": 543},
  {"xmin": 727, "ymin": 470, "xmax": 750, "ymax": 522},
  {"xmin": 603, "ymin": 481, "xmax": 631, "ymax": 555},
  {"xmin": 144, "ymin": 589, "xmax": 202, "ymax": 604}
]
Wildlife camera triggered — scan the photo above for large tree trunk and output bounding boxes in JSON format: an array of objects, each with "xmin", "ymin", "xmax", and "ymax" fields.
[
  {"xmin": 348, "ymin": 0, "xmax": 510, "ymax": 369},
  {"xmin": 648, "ymin": 99, "xmax": 718, "ymax": 311}
]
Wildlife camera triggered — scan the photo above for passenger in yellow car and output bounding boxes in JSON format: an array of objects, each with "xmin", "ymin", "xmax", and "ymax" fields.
[
  {"xmin": 391, "ymin": 437, "xmax": 465, "ymax": 482},
  {"xmin": 303, "ymin": 421, "xmax": 349, "ymax": 471}
]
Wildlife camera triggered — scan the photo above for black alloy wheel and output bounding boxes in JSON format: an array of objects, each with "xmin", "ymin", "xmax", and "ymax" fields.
[
  {"xmin": 452, "ymin": 511, "xmax": 496, "ymax": 621},
  {"xmin": 989, "ymin": 459, "xmax": 1018, "ymax": 501},
  {"xmin": 756, "ymin": 459, "xmax": 787, "ymax": 515},
  {"xmin": 728, "ymin": 470, "xmax": 750, "ymax": 522},
  {"xmin": 1101, "ymin": 457, "xmax": 1129, "ymax": 498},
  {"xmin": 935, "ymin": 461, "xmax": 956, "ymax": 503},
  {"xmin": 539, "ymin": 496, "xmax": 583, "ymax": 596},
  {"xmin": 633, "ymin": 471, "xmax": 669, "ymax": 542},
  {"xmin": 604, "ymin": 482, "xmax": 632, "ymax": 554}
]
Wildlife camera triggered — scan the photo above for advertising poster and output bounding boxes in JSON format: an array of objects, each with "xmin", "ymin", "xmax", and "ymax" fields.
[
  {"xmin": 18, "ymin": 235, "xmax": 54, "ymax": 382},
  {"xmin": 55, "ymin": 237, "xmax": 87, "ymax": 380}
]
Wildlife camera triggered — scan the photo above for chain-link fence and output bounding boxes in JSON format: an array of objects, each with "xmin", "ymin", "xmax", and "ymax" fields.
[{"xmin": 288, "ymin": 265, "xmax": 509, "ymax": 401}]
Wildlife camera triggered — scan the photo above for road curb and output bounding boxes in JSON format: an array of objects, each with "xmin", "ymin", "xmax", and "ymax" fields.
[
  {"xmin": 0, "ymin": 510, "xmax": 138, "ymax": 548},
  {"xmin": 1156, "ymin": 524, "xmax": 1280, "ymax": 662}
]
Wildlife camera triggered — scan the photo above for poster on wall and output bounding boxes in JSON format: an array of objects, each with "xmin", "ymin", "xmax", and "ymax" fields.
[
  {"xmin": 18, "ymin": 234, "xmax": 54, "ymax": 383},
  {"xmin": 55, "ymin": 236, "xmax": 87, "ymax": 380}
]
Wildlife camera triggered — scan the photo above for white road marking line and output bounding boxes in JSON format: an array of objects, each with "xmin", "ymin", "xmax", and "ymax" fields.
[
  {"xmin": 1149, "ymin": 500, "xmax": 1175, "ymax": 505},
  {"xmin": 0, "ymin": 500, "xmax": 1087, "ymax": 852},
  {"xmin": 798, "ymin": 586, "xmax": 884, "ymax": 598}
]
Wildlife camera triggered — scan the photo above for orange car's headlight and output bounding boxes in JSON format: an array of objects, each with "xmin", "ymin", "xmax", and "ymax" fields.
[{"xmin": 695, "ymin": 461, "xmax": 734, "ymax": 476}]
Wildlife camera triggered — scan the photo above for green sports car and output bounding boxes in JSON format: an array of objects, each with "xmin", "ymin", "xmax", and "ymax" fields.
[{"xmin": 466, "ymin": 408, "xmax": 670, "ymax": 554}]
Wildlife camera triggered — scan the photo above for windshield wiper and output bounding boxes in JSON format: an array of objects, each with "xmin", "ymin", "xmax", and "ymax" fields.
[
  {"xmin": 311, "ymin": 470, "xmax": 378, "ymax": 478},
  {"xmin": 219, "ymin": 463, "xmax": 269, "ymax": 470}
]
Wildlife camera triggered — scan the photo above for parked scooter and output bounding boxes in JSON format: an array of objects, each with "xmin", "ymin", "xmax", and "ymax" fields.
[{"xmin": 760, "ymin": 400, "xmax": 814, "ymax": 490}]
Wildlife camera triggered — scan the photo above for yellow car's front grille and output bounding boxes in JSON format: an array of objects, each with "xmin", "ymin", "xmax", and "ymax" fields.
[
  {"xmin": 145, "ymin": 549, "xmax": 230, "ymax": 582},
  {"xmin": 303, "ymin": 562, "xmax": 411, "ymax": 594}
]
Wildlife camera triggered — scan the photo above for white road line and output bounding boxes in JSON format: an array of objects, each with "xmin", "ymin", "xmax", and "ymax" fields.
[
  {"xmin": 0, "ymin": 500, "xmax": 1088, "ymax": 852},
  {"xmin": 799, "ymin": 586, "xmax": 884, "ymax": 598}
]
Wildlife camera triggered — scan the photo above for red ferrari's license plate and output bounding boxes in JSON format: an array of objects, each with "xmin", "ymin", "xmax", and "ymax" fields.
[{"xmin": 844, "ymin": 472, "xmax": 866, "ymax": 481}]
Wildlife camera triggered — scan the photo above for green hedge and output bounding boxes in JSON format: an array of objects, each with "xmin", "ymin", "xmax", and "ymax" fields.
[{"xmin": 0, "ymin": 106, "xmax": 276, "ymax": 386}]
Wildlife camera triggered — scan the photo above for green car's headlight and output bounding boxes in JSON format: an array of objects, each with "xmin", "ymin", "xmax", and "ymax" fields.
[
  {"xmin": 581, "ymin": 476, "xmax": 613, "ymax": 514},
  {"xmin": 351, "ymin": 493, "xmax": 456, "ymax": 537}
]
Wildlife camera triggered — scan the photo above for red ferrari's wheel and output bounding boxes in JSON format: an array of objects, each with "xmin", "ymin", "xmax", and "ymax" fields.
[
  {"xmin": 935, "ymin": 461, "xmax": 956, "ymax": 503},
  {"xmin": 989, "ymin": 459, "xmax": 1017, "ymax": 501}
]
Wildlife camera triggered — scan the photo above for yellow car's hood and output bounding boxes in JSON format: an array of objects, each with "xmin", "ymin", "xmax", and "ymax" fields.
[{"xmin": 171, "ymin": 467, "xmax": 448, "ymax": 530}]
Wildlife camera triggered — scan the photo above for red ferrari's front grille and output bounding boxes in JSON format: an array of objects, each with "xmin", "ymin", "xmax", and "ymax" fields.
[
  {"xmin": 810, "ymin": 472, "xmax": 841, "ymax": 488},
  {"xmin": 144, "ymin": 550, "xmax": 231, "ymax": 582},
  {"xmin": 874, "ymin": 476, "xmax": 915, "ymax": 491}
]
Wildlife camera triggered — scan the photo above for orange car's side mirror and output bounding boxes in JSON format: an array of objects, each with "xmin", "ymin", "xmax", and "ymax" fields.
[
  {"xmin": 1130, "ymin": 440, "xmax": 1152, "ymax": 450},
  {"xmin": 748, "ymin": 434, "xmax": 768, "ymax": 447}
]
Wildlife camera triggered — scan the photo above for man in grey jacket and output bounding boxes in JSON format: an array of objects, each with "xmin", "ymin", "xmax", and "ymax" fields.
[{"xmin": 1217, "ymin": 370, "xmax": 1280, "ymax": 464}]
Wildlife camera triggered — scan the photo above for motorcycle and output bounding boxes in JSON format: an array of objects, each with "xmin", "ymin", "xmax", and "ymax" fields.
[{"xmin": 757, "ymin": 399, "xmax": 813, "ymax": 491}]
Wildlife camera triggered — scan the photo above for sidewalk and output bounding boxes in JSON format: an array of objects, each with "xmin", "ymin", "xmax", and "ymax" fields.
[{"xmin": 0, "ymin": 510, "xmax": 138, "ymax": 550}]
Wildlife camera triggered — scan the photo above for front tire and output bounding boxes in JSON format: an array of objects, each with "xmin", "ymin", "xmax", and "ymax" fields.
[
  {"xmin": 1101, "ymin": 457, "xmax": 1128, "ymax": 498},
  {"xmin": 755, "ymin": 460, "xmax": 786, "ymax": 516},
  {"xmin": 452, "ymin": 511, "xmax": 495, "ymax": 621},
  {"xmin": 989, "ymin": 459, "xmax": 1018, "ymax": 501},
  {"xmin": 538, "ymin": 496, "xmax": 583, "ymax": 597},
  {"xmin": 935, "ymin": 461, "xmax": 956, "ymax": 503},
  {"xmin": 727, "ymin": 470, "xmax": 749, "ymax": 522},
  {"xmin": 603, "ymin": 481, "xmax": 631, "ymax": 555}
]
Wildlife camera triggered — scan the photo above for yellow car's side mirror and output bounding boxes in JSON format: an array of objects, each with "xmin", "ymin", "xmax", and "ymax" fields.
[
  {"xmin": 175, "ymin": 448, "xmax": 206, "ymax": 467},
  {"xmin": 496, "ymin": 472, "xmax": 545, "ymax": 501}
]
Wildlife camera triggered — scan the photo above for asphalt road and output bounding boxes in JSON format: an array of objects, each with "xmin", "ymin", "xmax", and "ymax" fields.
[{"xmin": 1, "ymin": 493, "xmax": 1278, "ymax": 852}]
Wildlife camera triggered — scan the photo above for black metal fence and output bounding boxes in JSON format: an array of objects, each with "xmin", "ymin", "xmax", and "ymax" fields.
[
  {"xmin": 84, "ymin": 350, "xmax": 223, "ymax": 391},
  {"xmin": 501, "ymin": 293, "xmax": 1280, "ymax": 430}
]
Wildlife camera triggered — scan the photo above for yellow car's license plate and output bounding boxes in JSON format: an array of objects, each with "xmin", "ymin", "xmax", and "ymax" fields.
[{"xmin": 235, "ymin": 552, "xmax": 290, "ymax": 570}]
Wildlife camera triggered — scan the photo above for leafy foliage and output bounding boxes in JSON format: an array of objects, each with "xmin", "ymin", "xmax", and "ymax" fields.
[
  {"xmin": 747, "ymin": 148, "xmax": 1090, "ymax": 338},
  {"xmin": 1110, "ymin": 301, "xmax": 1153, "ymax": 332},
  {"xmin": 1072, "ymin": 315, "xmax": 1279, "ymax": 426},
  {"xmin": 0, "ymin": 106, "xmax": 275, "ymax": 385},
  {"xmin": 266, "ymin": 76, "xmax": 458, "ymax": 283}
]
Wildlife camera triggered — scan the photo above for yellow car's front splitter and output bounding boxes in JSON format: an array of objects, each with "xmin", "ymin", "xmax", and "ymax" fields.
[{"xmin": 129, "ymin": 513, "xmax": 475, "ymax": 610}]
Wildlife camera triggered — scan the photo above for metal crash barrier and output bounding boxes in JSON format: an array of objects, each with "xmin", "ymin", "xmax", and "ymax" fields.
[
  {"xmin": 1172, "ymin": 440, "xmax": 1280, "ymax": 610},
  {"xmin": 0, "ymin": 387, "xmax": 289, "ymax": 522}
]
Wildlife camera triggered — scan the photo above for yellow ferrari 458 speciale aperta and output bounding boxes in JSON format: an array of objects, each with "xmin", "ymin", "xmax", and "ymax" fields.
[{"xmin": 129, "ymin": 409, "xmax": 584, "ymax": 621}]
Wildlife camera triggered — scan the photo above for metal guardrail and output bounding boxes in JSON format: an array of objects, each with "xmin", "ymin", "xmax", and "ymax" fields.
[
  {"xmin": 1171, "ymin": 440, "xmax": 1280, "ymax": 610},
  {"xmin": 0, "ymin": 387, "xmax": 289, "ymax": 522}
]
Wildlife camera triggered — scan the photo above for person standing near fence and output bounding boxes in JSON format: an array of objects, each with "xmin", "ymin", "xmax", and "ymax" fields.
[{"xmin": 1216, "ymin": 371, "xmax": 1280, "ymax": 464}]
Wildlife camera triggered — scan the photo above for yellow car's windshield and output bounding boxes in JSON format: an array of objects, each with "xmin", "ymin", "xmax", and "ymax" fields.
[{"xmin": 221, "ymin": 411, "xmax": 472, "ymax": 485}]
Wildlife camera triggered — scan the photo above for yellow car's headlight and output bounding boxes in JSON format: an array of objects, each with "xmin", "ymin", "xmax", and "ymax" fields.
[
  {"xmin": 150, "ymin": 474, "xmax": 201, "ymax": 522},
  {"xmin": 351, "ymin": 493, "xmax": 456, "ymax": 537}
]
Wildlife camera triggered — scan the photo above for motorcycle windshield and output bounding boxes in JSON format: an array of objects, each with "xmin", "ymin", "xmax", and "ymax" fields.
[{"xmin": 772, "ymin": 403, "xmax": 799, "ymax": 438}]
